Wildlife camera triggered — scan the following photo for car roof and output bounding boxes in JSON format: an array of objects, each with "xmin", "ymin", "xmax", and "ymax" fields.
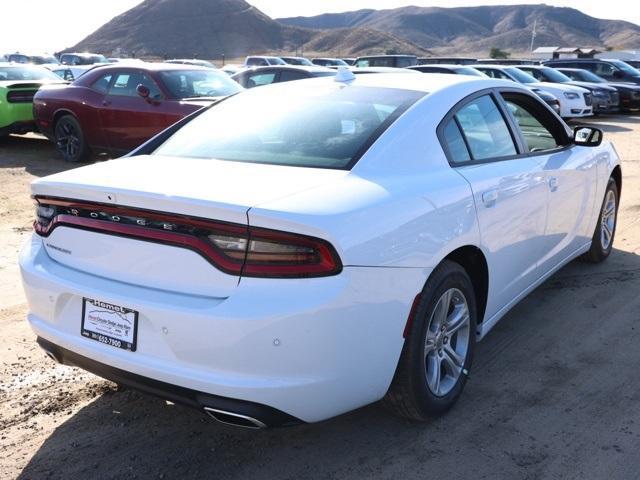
[
  {"xmin": 289, "ymin": 72, "xmax": 513, "ymax": 94},
  {"xmin": 356, "ymin": 54, "xmax": 416, "ymax": 59},
  {"xmin": 236, "ymin": 65, "xmax": 335, "ymax": 73},
  {"xmin": 410, "ymin": 64, "xmax": 472, "ymax": 69},
  {"xmin": 474, "ymin": 64, "xmax": 514, "ymax": 70},
  {"xmin": 87, "ymin": 62, "xmax": 213, "ymax": 72},
  {"xmin": 353, "ymin": 67, "xmax": 419, "ymax": 73}
]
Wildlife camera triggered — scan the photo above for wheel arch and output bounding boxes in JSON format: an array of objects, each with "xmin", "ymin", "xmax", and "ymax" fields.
[
  {"xmin": 611, "ymin": 165, "xmax": 622, "ymax": 198},
  {"xmin": 52, "ymin": 109, "xmax": 79, "ymax": 130},
  {"xmin": 443, "ymin": 245, "xmax": 489, "ymax": 325}
]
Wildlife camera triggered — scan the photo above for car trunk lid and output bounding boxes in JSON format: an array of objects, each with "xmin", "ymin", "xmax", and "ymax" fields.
[{"xmin": 33, "ymin": 155, "xmax": 347, "ymax": 297}]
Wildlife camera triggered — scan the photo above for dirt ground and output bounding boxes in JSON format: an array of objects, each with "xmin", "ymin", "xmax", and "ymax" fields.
[{"xmin": 1, "ymin": 116, "xmax": 640, "ymax": 479}]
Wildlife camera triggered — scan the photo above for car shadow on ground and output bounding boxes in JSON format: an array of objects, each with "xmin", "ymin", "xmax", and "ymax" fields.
[
  {"xmin": 16, "ymin": 247, "xmax": 640, "ymax": 480},
  {"xmin": 0, "ymin": 134, "xmax": 97, "ymax": 177}
]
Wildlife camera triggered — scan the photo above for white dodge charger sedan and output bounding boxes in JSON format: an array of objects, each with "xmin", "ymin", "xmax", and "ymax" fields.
[
  {"xmin": 474, "ymin": 65, "xmax": 594, "ymax": 119},
  {"xmin": 20, "ymin": 72, "xmax": 620, "ymax": 428}
]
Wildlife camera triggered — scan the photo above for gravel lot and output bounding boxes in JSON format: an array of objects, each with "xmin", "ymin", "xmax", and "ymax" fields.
[{"xmin": 1, "ymin": 115, "xmax": 640, "ymax": 479}]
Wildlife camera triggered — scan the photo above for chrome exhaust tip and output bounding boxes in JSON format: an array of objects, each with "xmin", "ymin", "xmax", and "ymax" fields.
[
  {"xmin": 43, "ymin": 350, "xmax": 62, "ymax": 364},
  {"xmin": 203, "ymin": 407, "xmax": 267, "ymax": 429}
]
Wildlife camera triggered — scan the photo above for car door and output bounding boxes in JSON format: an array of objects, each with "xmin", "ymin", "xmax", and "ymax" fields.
[
  {"xmin": 440, "ymin": 92, "xmax": 549, "ymax": 319},
  {"xmin": 98, "ymin": 69, "xmax": 167, "ymax": 152},
  {"xmin": 498, "ymin": 90, "xmax": 599, "ymax": 274}
]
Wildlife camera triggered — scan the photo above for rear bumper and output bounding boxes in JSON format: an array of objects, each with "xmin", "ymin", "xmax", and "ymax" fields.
[
  {"xmin": 37, "ymin": 337, "xmax": 300, "ymax": 427},
  {"xmin": 0, "ymin": 120, "xmax": 37, "ymax": 136},
  {"xmin": 20, "ymin": 234, "xmax": 429, "ymax": 423}
]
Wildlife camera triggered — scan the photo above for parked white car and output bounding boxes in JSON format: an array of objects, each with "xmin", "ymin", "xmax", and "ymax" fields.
[
  {"xmin": 475, "ymin": 65, "xmax": 593, "ymax": 118},
  {"xmin": 20, "ymin": 73, "xmax": 621, "ymax": 428}
]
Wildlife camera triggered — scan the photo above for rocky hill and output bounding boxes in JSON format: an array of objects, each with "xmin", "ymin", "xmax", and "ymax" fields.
[
  {"xmin": 69, "ymin": 0, "xmax": 426, "ymax": 58},
  {"xmin": 280, "ymin": 4, "xmax": 640, "ymax": 54},
  {"xmin": 70, "ymin": 1, "xmax": 640, "ymax": 59}
]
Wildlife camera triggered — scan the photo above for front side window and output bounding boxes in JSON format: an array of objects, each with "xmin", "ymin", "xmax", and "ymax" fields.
[
  {"xmin": 396, "ymin": 58, "xmax": 417, "ymax": 68},
  {"xmin": 247, "ymin": 58, "xmax": 267, "ymax": 66},
  {"xmin": 278, "ymin": 70, "xmax": 308, "ymax": 82},
  {"xmin": 154, "ymin": 85, "xmax": 424, "ymax": 169},
  {"xmin": 595, "ymin": 63, "xmax": 615, "ymax": 77},
  {"xmin": 501, "ymin": 93, "xmax": 566, "ymax": 152},
  {"xmin": 453, "ymin": 95, "xmax": 517, "ymax": 161},
  {"xmin": 522, "ymin": 68, "xmax": 545, "ymax": 81},
  {"xmin": 481, "ymin": 69, "xmax": 510, "ymax": 80},
  {"xmin": 108, "ymin": 71, "xmax": 161, "ymax": 98}
]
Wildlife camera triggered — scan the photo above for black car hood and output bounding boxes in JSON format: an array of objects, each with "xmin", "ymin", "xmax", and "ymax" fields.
[
  {"xmin": 607, "ymin": 82, "xmax": 640, "ymax": 91},
  {"xmin": 567, "ymin": 81, "xmax": 616, "ymax": 91}
]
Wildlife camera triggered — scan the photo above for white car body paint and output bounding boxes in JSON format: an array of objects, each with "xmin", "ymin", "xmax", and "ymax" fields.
[{"xmin": 20, "ymin": 74, "xmax": 620, "ymax": 423}]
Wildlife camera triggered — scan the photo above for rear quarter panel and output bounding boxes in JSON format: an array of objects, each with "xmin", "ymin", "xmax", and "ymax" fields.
[
  {"xmin": 248, "ymin": 82, "xmax": 488, "ymax": 270},
  {"xmin": 34, "ymin": 85, "xmax": 107, "ymax": 148}
]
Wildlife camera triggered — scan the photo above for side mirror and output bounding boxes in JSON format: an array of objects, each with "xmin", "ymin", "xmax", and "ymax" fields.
[
  {"xmin": 136, "ymin": 84, "xmax": 150, "ymax": 99},
  {"xmin": 612, "ymin": 70, "xmax": 624, "ymax": 79},
  {"xmin": 573, "ymin": 126, "xmax": 603, "ymax": 147}
]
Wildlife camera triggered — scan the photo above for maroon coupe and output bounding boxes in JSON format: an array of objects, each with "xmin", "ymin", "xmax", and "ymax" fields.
[{"xmin": 33, "ymin": 63, "xmax": 243, "ymax": 162}]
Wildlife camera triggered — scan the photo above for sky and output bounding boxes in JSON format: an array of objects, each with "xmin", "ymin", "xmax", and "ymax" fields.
[{"xmin": 1, "ymin": 0, "xmax": 639, "ymax": 53}]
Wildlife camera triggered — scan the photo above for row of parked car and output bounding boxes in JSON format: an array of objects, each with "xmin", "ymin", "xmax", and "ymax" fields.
[{"xmin": 1, "ymin": 53, "xmax": 639, "ymax": 162}]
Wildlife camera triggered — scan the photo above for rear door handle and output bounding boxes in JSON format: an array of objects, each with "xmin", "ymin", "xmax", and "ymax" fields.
[
  {"xmin": 482, "ymin": 189, "xmax": 498, "ymax": 208},
  {"xmin": 549, "ymin": 177, "xmax": 559, "ymax": 192}
]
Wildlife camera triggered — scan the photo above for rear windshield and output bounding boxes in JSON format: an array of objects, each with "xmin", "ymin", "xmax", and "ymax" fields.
[
  {"xmin": 0, "ymin": 66, "xmax": 61, "ymax": 81},
  {"xmin": 154, "ymin": 85, "xmax": 424, "ymax": 169}
]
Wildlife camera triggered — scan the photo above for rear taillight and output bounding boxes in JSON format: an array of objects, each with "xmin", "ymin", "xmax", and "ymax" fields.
[{"xmin": 33, "ymin": 197, "xmax": 342, "ymax": 278}]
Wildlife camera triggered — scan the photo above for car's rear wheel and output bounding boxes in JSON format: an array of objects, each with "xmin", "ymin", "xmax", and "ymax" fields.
[
  {"xmin": 384, "ymin": 260, "xmax": 476, "ymax": 421},
  {"xmin": 581, "ymin": 177, "xmax": 619, "ymax": 263},
  {"xmin": 54, "ymin": 115, "xmax": 90, "ymax": 162}
]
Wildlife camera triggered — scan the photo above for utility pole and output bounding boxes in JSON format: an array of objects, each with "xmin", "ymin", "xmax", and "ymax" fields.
[{"xmin": 529, "ymin": 19, "xmax": 537, "ymax": 57}]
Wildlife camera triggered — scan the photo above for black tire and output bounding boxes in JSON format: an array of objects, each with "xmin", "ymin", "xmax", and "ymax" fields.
[
  {"xmin": 384, "ymin": 260, "xmax": 477, "ymax": 421},
  {"xmin": 54, "ymin": 115, "xmax": 90, "ymax": 162},
  {"xmin": 580, "ymin": 177, "xmax": 619, "ymax": 263}
]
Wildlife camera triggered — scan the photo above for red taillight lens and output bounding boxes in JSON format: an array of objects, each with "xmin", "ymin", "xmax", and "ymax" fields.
[{"xmin": 33, "ymin": 197, "xmax": 342, "ymax": 278}]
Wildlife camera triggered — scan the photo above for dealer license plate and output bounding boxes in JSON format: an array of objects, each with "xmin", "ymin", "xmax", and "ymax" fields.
[{"xmin": 81, "ymin": 298, "xmax": 138, "ymax": 352}]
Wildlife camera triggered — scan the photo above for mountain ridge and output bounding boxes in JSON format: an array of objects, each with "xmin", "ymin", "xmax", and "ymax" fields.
[{"xmin": 70, "ymin": 1, "xmax": 640, "ymax": 59}]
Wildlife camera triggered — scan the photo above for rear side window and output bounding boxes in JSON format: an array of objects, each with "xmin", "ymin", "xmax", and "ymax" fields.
[
  {"xmin": 453, "ymin": 95, "xmax": 517, "ymax": 161},
  {"xmin": 442, "ymin": 120, "xmax": 471, "ymax": 164},
  {"xmin": 245, "ymin": 72, "xmax": 276, "ymax": 88},
  {"xmin": 91, "ymin": 74, "xmax": 113, "ymax": 93}
]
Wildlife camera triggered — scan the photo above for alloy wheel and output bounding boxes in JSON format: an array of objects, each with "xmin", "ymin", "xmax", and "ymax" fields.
[
  {"xmin": 600, "ymin": 189, "xmax": 617, "ymax": 250},
  {"xmin": 424, "ymin": 288, "xmax": 471, "ymax": 397},
  {"xmin": 56, "ymin": 122, "xmax": 80, "ymax": 160}
]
